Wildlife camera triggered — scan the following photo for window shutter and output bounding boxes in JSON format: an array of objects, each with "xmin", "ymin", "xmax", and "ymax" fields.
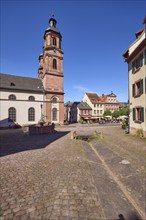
[
  {"xmin": 139, "ymin": 53, "xmax": 143, "ymax": 67},
  {"xmin": 136, "ymin": 58, "xmax": 139, "ymax": 69},
  {"xmin": 132, "ymin": 84, "xmax": 135, "ymax": 97},
  {"xmin": 132, "ymin": 61, "xmax": 135, "ymax": 73},
  {"xmin": 140, "ymin": 79, "xmax": 143, "ymax": 94},
  {"xmin": 133, "ymin": 108, "xmax": 136, "ymax": 121},
  {"xmin": 128, "ymin": 63, "xmax": 130, "ymax": 71},
  {"xmin": 140, "ymin": 108, "xmax": 144, "ymax": 122}
]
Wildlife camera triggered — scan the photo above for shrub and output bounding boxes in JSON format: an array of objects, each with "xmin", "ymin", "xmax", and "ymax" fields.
[{"xmin": 79, "ymin": 118, "xmax": 83, "ymax": 124}]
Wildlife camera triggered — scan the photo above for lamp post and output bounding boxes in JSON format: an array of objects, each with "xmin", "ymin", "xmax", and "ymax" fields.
[{"xmin": 40, "ymin": 104, "xmax": 43, "ymax": 120}]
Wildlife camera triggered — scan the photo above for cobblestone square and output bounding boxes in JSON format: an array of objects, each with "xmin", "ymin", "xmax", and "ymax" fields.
[{"xmin": 0, "ymin": 125, "xmax": 145, "ymax": 219}]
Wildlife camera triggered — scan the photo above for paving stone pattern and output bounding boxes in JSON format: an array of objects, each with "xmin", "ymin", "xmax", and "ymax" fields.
[
  {"xmin": 0, "ymin": 130, "xmax": 104, "ymax": 220},
  {"xmin": 0, "ymin": 126, "xmax": 145, "ymax": 220}
]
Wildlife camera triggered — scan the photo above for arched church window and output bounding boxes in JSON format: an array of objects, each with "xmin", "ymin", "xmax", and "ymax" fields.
[
  {"xmin": 53, "ymin": 59, "xmax": 57, "ymax": 69},
  {"xmin": 8, "ymin": 107, "xmax": 16, "ymax": 122},
  {"xmin": 9, "ymin": 94, "xmax": 16, "ymax": 100},
  {"xmin": 52, "ymin": 108, "xmax": 57, "ymax": 121},
  {"xmin": 52, "ymin": 37, "xmax": 56, "ymax": 46},
  {"xmin": 28, "ymin": 107, "xmax": 35, "ymax": 121},
  {"xmin": 28, "ymin": 96, "xmax": 35, "ymax": 101}
]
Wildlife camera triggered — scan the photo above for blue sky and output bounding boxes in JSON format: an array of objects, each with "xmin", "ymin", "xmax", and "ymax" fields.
[{"xmin": 1, "ymin": 0, "xmax": 146, "ymax": 102}]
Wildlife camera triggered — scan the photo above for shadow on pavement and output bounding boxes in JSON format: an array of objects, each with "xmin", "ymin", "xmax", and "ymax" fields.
[{"xmin": 0, "ymin": 128, "xmax": 70, "ymax": 157}]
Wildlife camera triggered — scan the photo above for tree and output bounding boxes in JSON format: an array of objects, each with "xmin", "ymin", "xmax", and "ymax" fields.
[
  {"xmin": 119, "ymin": 108, "xmax": 128, "ymax": 116},
  {"xmin": 103, "ymin": 109, "xmax": 112, "ymax": 116},
  {"xmin": 112, "ymin": 110, "xmax": 120, "ymax": 118}
]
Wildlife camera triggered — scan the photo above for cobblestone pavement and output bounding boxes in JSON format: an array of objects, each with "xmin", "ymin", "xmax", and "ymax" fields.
[{"xmin": 0, "ymin": 125, "xmax": 146, "ymax": 220}]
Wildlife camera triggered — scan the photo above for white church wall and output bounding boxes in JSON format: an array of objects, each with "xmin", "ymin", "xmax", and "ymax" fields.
[{"xmin": 0, "ymin": 91, "xmax": 44, "ymax": 127}]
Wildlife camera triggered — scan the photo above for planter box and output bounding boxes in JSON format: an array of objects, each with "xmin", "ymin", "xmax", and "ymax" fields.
[{"xmin": 29, "ymin": 125, "xmax": 54, "ymax": 134}]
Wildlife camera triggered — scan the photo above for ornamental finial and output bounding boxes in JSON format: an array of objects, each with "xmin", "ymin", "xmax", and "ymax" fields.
[{"xmin": 52, "ymin": 12, "xmax": 54, "ymax": 18}]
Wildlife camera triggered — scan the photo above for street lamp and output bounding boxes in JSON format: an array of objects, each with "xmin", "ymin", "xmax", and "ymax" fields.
[{"xmin": 40, "ymin": 104, "xmax": 43, "ymax": 120}]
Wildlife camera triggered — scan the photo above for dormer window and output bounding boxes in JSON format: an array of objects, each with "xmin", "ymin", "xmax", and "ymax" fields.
[{"xmin": 10, "ymin": 82, "xmax": 15, "ymax": 86}]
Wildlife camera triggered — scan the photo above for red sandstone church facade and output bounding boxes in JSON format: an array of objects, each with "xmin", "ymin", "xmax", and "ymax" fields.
[{"xmin": 38, "ymin": 15, "xmax": 64, "ymax": 124}]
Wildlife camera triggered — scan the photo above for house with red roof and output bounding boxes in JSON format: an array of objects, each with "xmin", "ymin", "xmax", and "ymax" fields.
[
  {"xmin": 83, "ymin": 93, "xmax": 104, "ymax": 119},
  {"xmin": 99, "ymin": 92, "xmax": 120, "ymax": 112}
]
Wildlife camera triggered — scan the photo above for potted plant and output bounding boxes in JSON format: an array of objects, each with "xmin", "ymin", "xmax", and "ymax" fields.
[{"xmin": 121, "ymin": 119, "xmax": 128, "ymax": 129}]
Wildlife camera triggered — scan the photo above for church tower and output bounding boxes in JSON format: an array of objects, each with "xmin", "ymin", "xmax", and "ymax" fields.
[{"xmin": 38, "ymin": 15, "xmax": 64, "ymax": 124}]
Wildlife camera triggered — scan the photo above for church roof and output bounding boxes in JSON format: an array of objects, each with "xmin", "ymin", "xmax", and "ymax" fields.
[
  {"xmin": 0, "ymin": 73, "xmax": 43, "ymax": 93},
  {"xmin": 44, "ymin": 15, "xmax": 62, "ymax": 38},
  {"xmin": 45, "ymin": 26, "xmax": 61, "ymax": 35}
]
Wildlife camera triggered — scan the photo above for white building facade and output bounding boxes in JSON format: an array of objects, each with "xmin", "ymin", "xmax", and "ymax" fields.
[
  {"xmin": 0, "ymin": 74, "xmax": 44, "ymax": 127},
  {"xmin": 83, "ymin": 93, "xmax": 104, "ymax": 118},
  {"xmin": 123, "ymin": 18, "xmax": 146, "ymax": 137}
]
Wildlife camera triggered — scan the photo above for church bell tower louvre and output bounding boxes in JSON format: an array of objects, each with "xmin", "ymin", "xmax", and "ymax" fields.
[{"xmin": 38, "ymin": 15, "xmax": 64, "ymax": 124}]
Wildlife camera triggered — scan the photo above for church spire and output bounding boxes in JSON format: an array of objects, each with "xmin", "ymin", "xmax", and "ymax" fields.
[{"xmin": 44, "ymin": 14, "xmax": 62, "ymax": 39}]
